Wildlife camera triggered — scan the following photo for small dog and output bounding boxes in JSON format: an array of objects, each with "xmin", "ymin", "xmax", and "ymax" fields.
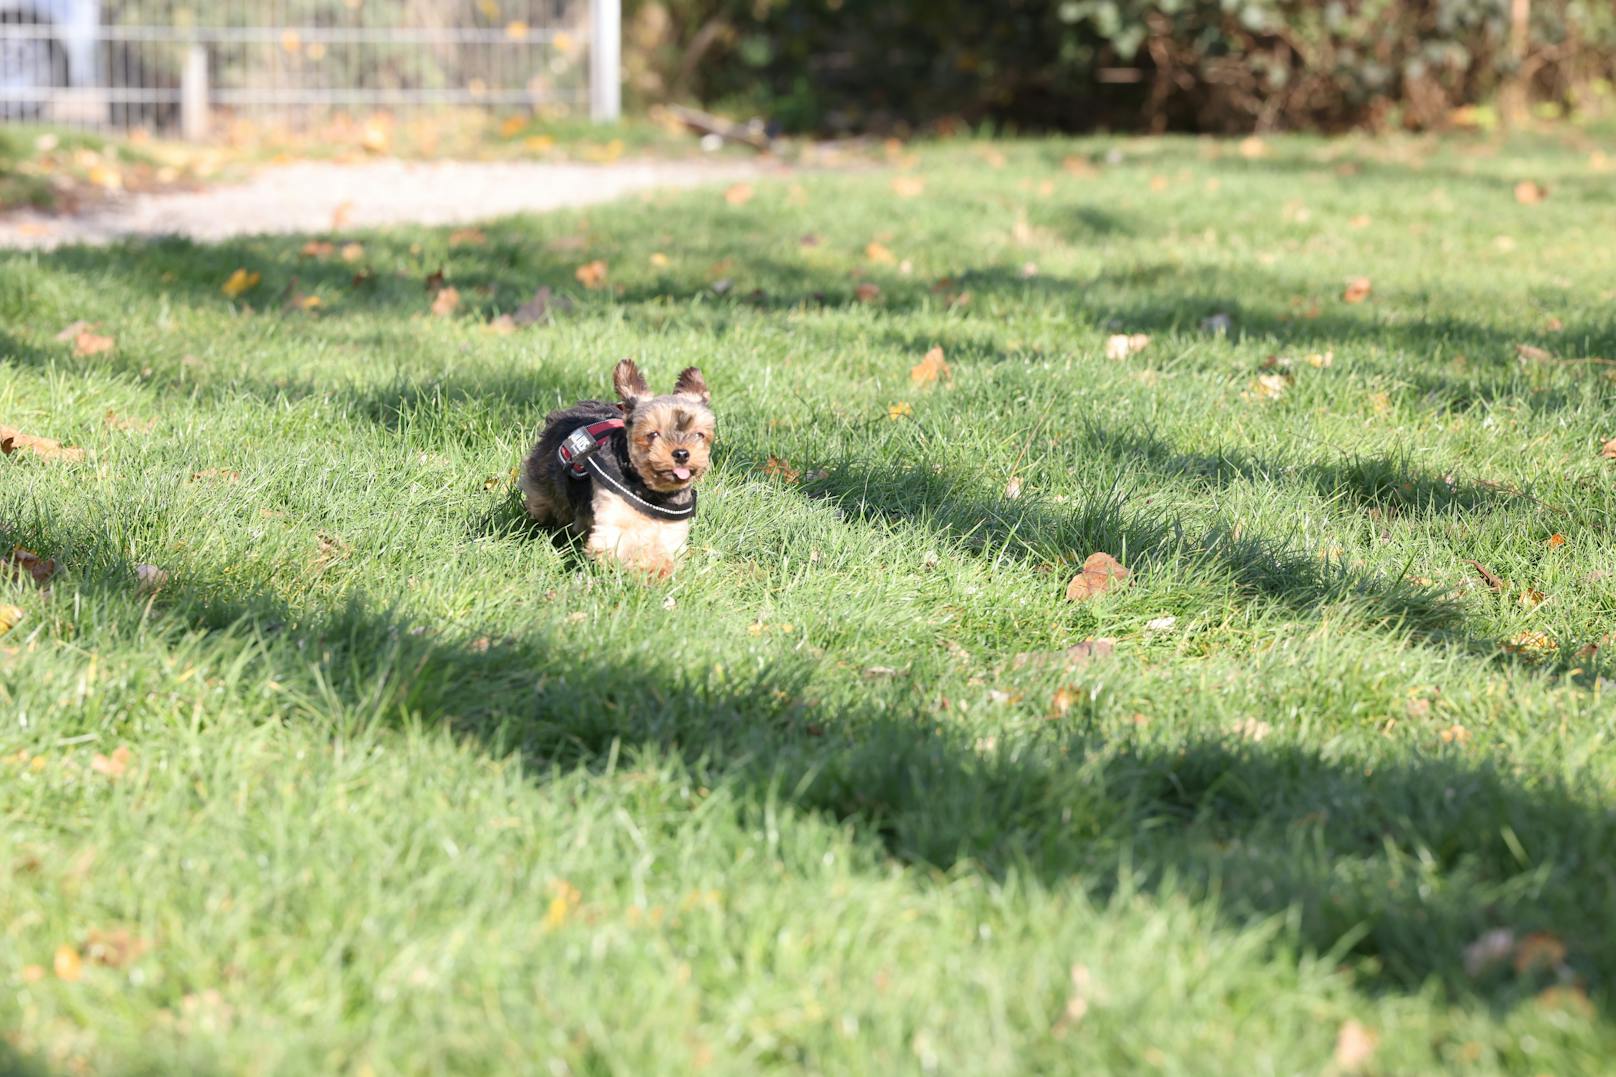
[{"xmin": 521, "ymin": 359, "xmax": 714, "ymax": 576}]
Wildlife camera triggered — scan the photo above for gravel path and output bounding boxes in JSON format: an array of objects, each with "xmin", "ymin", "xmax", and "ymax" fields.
[{"xmin": 0, "ymin": 157, "xmax": 770, "ymax": 250}]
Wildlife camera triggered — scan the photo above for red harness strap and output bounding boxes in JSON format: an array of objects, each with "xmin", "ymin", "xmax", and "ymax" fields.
[{"xmin": 557, "ymin": 418, "xmax": 626, "ymax": 476}]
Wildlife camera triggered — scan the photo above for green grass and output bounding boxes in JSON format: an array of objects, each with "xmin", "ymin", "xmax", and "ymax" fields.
[{"xmin": 3, "ymin": 128, "xmax": 1616, "ymax": 1074}]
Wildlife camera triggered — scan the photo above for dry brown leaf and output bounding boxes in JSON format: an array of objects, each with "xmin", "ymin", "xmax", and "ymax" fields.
[
  {"xmin": 1048, "ymin": 686, "xmax": 1078, "ymax": 719},
  {"xmin": 1231, "ymin": 717, "xmax": 1273, "ymax": 742},
  {"xmin": 1, "ymin": 425, "xmax": 84, "ymax": 463},
  {"xmin": 1238, "ymin": 135, "xmax": 1267, "ymax": 159},
  {"xmin": 487, "ymin": 315, "xmax": 517, "ymax": 335},
  {"xmin": 1250, "ymin": 373, "xmax": 1291, "ymax": 401},
  {"xmin": 1066, "ymin": 552, "xmax": 1129, "ymax": 602},
  {"xmin": 1514, "ymin": 180, "xmax": 1547, "ymax": 204},
  {"xmin": 864, "ymin": 241, "xmax": 896, "ymax": 265},
  {"xmin": 73, "ymin": 330, "xmax": 115, "ymax": 357},
  {"xmin": 53, "ymin": 944, "xmax": 82, "ymax": 982},
  {"xmin": 1519, "ymin": 587, "xmax": 1545, "ymax": 609},
  {"xmin": 1600, "ymin": 437, "xmax": 1616, "ymax": 460},
  {"xmin": 0, "ymin": 604, "xmax": 23, "ymax": 636},
  {"xmin": 1503, "ymin": 630, "xmax": 1557, "ymax": 656},
  {"xmin": 1306, "ymin": 351, "xmax": 1334, "ymax": 368},
  {"xmin": 1104, "ymin": 333, "xmax": 1149, "ymax": 360},
  {"xmin": 1516, "ymin": 343, "xmax": 1553, "ymax": 363},
  {"xmin": 1342, "ymin": 277, "xmax": 1373, "ymax": 304},
  {"xmin": 1464, "ymin": 559, "xmax": 1506, "ymax": 593},
  {"xmin": 723, "ymin": 182, "xmax": 754, "ymax": 206},
  {"xmin": 575, "ymin": 260, "xmax": 608, "ymax": 289},
  {"xmin": 1512, "ymin": 931, "xmax": 1566, "ymax": 974},
  {"xmin": 300, "ymin": 240, "xmax": 335, "ymax": 258},
  {"xmin": 854, "ymin": 282, "xmax": 881, "ymax": 303},
  {"xmin": 891, "ymin": 175, "xmax": 925, "ymax": 198},
  {"xmin": 449, "ymin": 227, "xmax": 488, "ymax": 247},
  {"xmin": 1004, "ymin": 476, "xmax": 1023, "ymax": 500},
  {"xmin": 910, "ymin": 346, "xmax": 951, "ymax": 387},
  {"xmin": 2, "ymin": 547, "xmax": 58, "ymax": 587},
  {"xmin": 1547, "ymin": 533, "xmax": 1566, "ymax": 549},
  {"xmin": 1537, "ymin": 985, "xmax": 1595, "ymax": 1019},
  {"xmin": 190, "ymin": 468, "xmax": 240, "ymax": 483},
  {"xmin": 330, "ymin": 201, "xmax": 355, "ymax": 230},
  {"xmin": 54, "ymin": 320, "xmax": 90, "ymax": 342},
  {"xmin": 1063, "ymin": 638, "xmax": 1116, "ymax": 665},
  {"xmin": 513, "ymin": 285, "xmax": 569, "ymax": 327},
  {"xmin": 763, "ymin": 457, "xmax": 801, "ymax": 483},
  {"xmin": 1333, "ymin": 1020, "xmax": 1378, "ymax": 1072},
  {"xmin": 431, "ymin": 287, "xmax": 461, "ymax": 317},
  {"xmin": 91, "ymin": 745, "xmax": 131, "ymax": 778},
  {"xmin": 83, "ymin": 928, "xmax": 149, "ymax": 968}
]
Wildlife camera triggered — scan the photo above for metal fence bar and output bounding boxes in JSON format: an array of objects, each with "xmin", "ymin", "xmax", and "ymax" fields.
[{"xmin": 588, "ymin": 0, "xmax": 619, "ymax": 122}]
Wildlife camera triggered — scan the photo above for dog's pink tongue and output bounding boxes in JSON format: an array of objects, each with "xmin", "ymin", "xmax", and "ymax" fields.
[{"xmin": 673, "ymin": 467, "xmax": 692, "ymax": 481}]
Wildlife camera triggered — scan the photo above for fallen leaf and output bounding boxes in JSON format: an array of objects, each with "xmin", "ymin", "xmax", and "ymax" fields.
[
  {"xmin": 1333, "ymin": 1020, "xmax": 1378, "ymax": 1072},
  {"xmin": 1519, "ymin": 587, "xmax": 1545, "ymax": 609},
  {"xmin": 1048, "ymin": 686, "xmax": 1078, "ymax": 719},
  {"xmin": 1, "ymin": 425, "xmax": 85, "ymax": 463},
  {"xmin": 1306, "ymin": 351, "xmax": 1334, "ymax": 368},
  {"xmin": 514, "ymin": 285, "xmax": 568, "ymax": 327},
  {"xmin": 1004, "ymin": 476, "xmax": 1022, "ymax": 500},
  {"xmin": 1600, "ymin": 437, "xmax": 1616, "ymax": 460},
  {"xmin": 649, "ymin": 252, "xmax": 670, "ymax": 268},
  {"xmin": 300, "ymin": 240, "xmax": 335, "ymax": 258},
  {"xmin": 0, "ymin": 604, "xmax": 23, "ymax": 636},
  {"xmin": 82, "ymin": 927, "xmax": 148, "ymax": 968},
  {"xmin": 855, "ymin": 282, "xmax": 881, "ymax": 303},
  {"xmin": 73, "ymin": 330, "xmax": 115, "ymax": 357},
  {"xmin": 1066, "ymin": 552, "xmax": 1129, "ymax": 602},
  {"xmin": 891, "ymin": 175, "xmax": 925, "ymax": 198},
  {"xmin": 1145, "ymin": 615, "xmax": 1177, "ymax": 632},
  {"xmin": 134, "ymin": 563, "xmax": 169, "ymax": 593},
  {"xmin": 19, "ymin": 964, "xmax": 44, "ymax": 983},
  {"xmin": 1513, "ymin": 932, "xmax": 1566, "ymax": 974},
  {"xmin": 423, "ymin": 268, "xmax": 447, "ymax": 293},
  {"xmin": 1440, "ymin": 723, "xmax": 1471, "ymax": 744},
  {"xmin": 53, "ymin": 320, "xmax": 91, "ymax": 342},
  {"xmin": 2, "ymin": 547, "xmax": 58, "ymax": 587},
  {"xmin": 189, "ymin": 468, "xmax": 240, "ymax": 483},
  {"xmin": 723, "ymin": 182, "xmax": 754, "ymax": 206},
  {"xmin": 1104, "ymin": 333, "xmax": 1150, "ymax": 360},
  {"xmin": 1342, "ymin": 277, "xmax": 1373, "ymax": 303},
  {"xmin": 1249, "ymin": 373, "xmax": 1291, "ymax": 401},
  {"xmin": 487, "ymin": 315, "xmax": 517, "ymax": 335},
  {"xmin": 1536, "ymin": 985, "xmax": 1594, "ymax": 1019},
  {"xmin": 1516, "ymin": 343, "xmax": 1553, "ymax": 363},
  {"xmin": 574, "ymin": 260, "xmax": 608, "ymax": 289},
  {"xmin": 887, "ymin": 401, "xmax": 912, "ymax": 420},
  {"xmin": 53, "ymin": 945, "xmax": 82, "ymax": 982},
  {"xmin": 330, "ymin": 201, "xmax": 354, "ymax": 230},
  {"xmin": 1019, "ymin": 261, "xmax": 1039, "ymax": 279},
  {"xmin": 1503, "ymin": 630, "xmax": 1557, "ymax": 656},
  {"xmin": 1063, "ymin": 638, "xmax": 1116, "ymax": 665},
  {"xmin": 1348, "ymin": 214, "xmax": 1372, "ymax": 228},
  {"xmin": 1238, "ymin": 135, "xmax": 1267, "ymax": 159},
  {"xmin": 910, "ymin": 346, "xmax": 952, "ymax": 387},
  {"xmin": 1514, "ymin": 180, "xmax": 1547, "ymax": 204},
  {"xmin": 90, "ymin": 745, "xmax": 131, "ymax": 778},
  {"xmin": 1545, "ymin": 533, "xmax": 1566, "ymax": 550},
  {"xmin": 449, "ymin": 227, "xmax": 487, "ymax": 247},
  {"xmin": 221, "ymin": 268, "xmax": 261, "ymax": 299},
  {"xmin": 865, "ymin": 241, "xmax": 896, "ymax": 265},
  {"xmin": 763, "ymin": 457, "xmax": 801, "ymax": 483},
  {"xmin": 1464, "ymin": 559, "xmax": 1506, "ymax": 593},
  {"xmin": 431, "ymin": 287, "xmax": 461, "ymax": 317}
]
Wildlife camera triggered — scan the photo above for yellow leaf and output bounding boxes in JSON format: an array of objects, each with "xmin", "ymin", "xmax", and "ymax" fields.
[
  {"xmin": 891, "ymin": 175, "xmax": 925, "ymax": 198},
  {"xmin": 1104, "ymin": 333, "xmax": 1149, "ymax": 360},
  {"xmin": 53, "ymin": 945, "xmax": 82, "ymax": 982},
  {"xmin": 649, "ymin": 252, "xmax": 670, "ymax": 268},
  {"xmin": 221, "ymin": 268, "xmax": 261, "ymax": 299},
  {"xmin": 0, "ymin": 604, "xmax": 22, "ymax": 636},
  {"xmin": 723, "ymin": 182, "xmax": 754, "ymax": 206},
  {"xmin": 887, "ymin": 402, "xmax": 913, "ymax": 420},
  {"xmin": 865, "ymin": 241, "xmax": 896, "ymax": 265},
  {"xmin": 910, "ymin": 345, "xmax": 951, "ymax": 387}
]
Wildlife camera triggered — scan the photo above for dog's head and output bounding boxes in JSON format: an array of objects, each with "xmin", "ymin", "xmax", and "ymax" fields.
[{"xmin": 613, "ymin": 359, "xmax": 715, "ymax": 493}]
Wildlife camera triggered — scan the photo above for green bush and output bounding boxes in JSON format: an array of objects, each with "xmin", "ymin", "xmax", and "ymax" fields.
[{"xmin": 626, "ymin": 0, "xmax": 1616, "ymax": 132}]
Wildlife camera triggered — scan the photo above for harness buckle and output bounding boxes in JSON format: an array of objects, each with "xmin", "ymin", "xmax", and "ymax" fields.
[{"xmin": 560, "ymin": 427, "xmax": 602, "ymax": 477}]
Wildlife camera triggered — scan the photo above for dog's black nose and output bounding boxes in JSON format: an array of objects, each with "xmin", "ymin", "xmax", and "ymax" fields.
[{"xmin": 672, "ymin": 448, "xmax": 690, "ymax": 463}]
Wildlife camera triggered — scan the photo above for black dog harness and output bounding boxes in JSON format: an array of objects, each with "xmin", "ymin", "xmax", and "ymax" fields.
[{"xmin": 558, "ymin": 419, "xmax": 697, "ymax": 522}]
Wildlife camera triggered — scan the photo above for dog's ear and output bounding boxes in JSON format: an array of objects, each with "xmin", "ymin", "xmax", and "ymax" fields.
[
  {"xmin": 613, "ymin": 358, "xmax": 651, "ymax": 405},
  {"xmin": 673, "ymin": 366, "xmax": 710, "ymax": 404}
]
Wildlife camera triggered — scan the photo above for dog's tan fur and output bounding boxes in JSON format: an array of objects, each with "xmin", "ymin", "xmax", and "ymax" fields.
[{"xmin": 521, "ymin": 359, "xmax": 714, "ymax": 577}]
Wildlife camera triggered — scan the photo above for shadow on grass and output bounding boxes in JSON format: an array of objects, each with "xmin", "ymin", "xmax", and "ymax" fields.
[{"xmin": 10, "ymin": 516, "xmax": 1612, "ymax": 1022}]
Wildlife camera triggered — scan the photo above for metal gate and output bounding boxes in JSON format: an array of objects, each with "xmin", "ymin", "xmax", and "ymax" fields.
[{"xmin": 0, "ymin": 0, "xmax": 619, "ymax": 135}]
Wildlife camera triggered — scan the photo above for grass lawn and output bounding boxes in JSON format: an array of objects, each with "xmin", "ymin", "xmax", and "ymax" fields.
[{"xmin": 3, "ymin": 127, "xmax": 1616, "ymax": 1074}]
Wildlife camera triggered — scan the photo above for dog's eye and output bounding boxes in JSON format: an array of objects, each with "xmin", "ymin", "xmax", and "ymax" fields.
[
  {"xmin": 644, "ymin": 431, "xmax": 658, "ymax": 441},
  {"xmin": 694, "ymin": 432, "xmax": 706, "ymax": 441}
]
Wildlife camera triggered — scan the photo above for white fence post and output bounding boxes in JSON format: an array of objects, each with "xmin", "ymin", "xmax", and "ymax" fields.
[
  {"xmin": 181, "ymin": 44, "xmax": 209, "ymax": 141},
  {"xmin": 589, "ymin": 0, "xmax": 621, "ymax": 122}
]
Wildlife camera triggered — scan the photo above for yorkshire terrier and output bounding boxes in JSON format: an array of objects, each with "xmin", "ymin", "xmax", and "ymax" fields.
[{"xmin": 521, "ymin": 359, "xmax": 714, "ymax": 576}]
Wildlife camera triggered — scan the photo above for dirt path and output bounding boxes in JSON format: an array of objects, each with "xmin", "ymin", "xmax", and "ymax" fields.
[{"xmin": 0, "ymin": 158, "xmax": 770, "ymax": 250}]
